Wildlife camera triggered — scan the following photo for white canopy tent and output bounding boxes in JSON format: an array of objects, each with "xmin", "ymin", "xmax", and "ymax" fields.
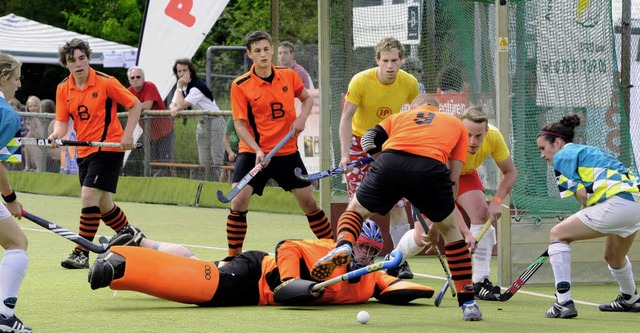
[{"xmin": 0, "ymin": 13, "xmax": 137, "ymax": 68}]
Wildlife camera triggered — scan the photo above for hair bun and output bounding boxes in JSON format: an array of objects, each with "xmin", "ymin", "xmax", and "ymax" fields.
[{"xmin": 560, "ymin": 114, "xmax": 581, "ymax": 129}]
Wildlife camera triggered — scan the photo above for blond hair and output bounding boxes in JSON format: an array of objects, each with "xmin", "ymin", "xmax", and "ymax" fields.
[
  {"xmin": 375, "ymin": 37, "xmax": 404, "ymax": 60},
  {"xmin": 460, "ymin": 105, "xmax": 489, "ymax": 125},
  {"xmin": 0, "ymin": 53, "xmax": 21, "ymax": 83}
]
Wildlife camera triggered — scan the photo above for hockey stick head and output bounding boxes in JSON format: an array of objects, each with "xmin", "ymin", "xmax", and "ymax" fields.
[
  {"xmin": 434, "ymin": 280, "xmax": 449, "ymax": 307},
  {"xmin": 216, "ymin": 190, "xmax": 231, "ymax": 203},
  {"xmin": 293, "ymin": 167, "xmax": 309, "ymax": 181},
  {"xmin": 273, "ymin": 278, "xmax": 324, "ymax": 305}
]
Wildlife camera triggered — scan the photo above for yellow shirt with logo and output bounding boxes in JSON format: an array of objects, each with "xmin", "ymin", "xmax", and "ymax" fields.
[
  {"xmin": 345, "ymin": 68, "xmax": 419, "ymax": 137},
  {"xmin": 461, "ymin": 124, "xmax": 511, "ymax": 175}
]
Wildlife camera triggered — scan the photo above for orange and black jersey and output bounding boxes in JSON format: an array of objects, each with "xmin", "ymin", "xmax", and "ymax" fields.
[
  {"xmin": 230, "ymin": 64, "xmax": 304, "ymax": 156},
  {"xmin": 374, "ymin": 105, "xmax": 468, "ymax": 164},
  {"xmin": 271, "ymin": 239, "xmax": 403, "ymax": 305},
  {"xmin": 56, "ymin": 67, "xmax": 138, "ymax": 158}
]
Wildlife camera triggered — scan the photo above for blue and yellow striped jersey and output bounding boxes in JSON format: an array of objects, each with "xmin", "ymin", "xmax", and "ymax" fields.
[
  {"xmin": 0, "ymin": 96, "xmax": 22, "ymax": 163},
  {"xmin": 553, "ymin": 143, "xmax": 640, "ymax": 206}
]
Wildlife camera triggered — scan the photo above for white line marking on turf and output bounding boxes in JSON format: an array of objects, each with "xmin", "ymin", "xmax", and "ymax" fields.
[
  {"xmin": 21, "ymin": 227, "xmax": 600, "ymax": 307},
  {"xmin": 413, "ymin": 273, "xmax": 599, "ymax": 307}
]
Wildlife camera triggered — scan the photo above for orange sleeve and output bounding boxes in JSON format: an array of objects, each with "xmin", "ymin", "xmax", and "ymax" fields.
[
  {"xmin": 55, "ymin": 83, "xmax": 70, "ymax": 122},
  {"xmin": 230, "ymin": 76, "xmax": 249, "ymax": 122},
  {"xmin": 450, "ymin": 120, "xmax": 469, "ymax": 162},
  {"xmin": 105, "ymin": 77, "xmax": 138, "ymax": 109}
]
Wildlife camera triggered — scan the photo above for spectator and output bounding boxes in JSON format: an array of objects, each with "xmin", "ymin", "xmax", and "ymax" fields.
[
  {"xmin": 127, "ymin": 67, "xmax": 175, "ymax": 176},
  {"xmin": 23, "ymin": 95, "xmax": 45, "ymax": 172},
  {"xmin": 40, "ymin": 99, "xmax": 62, "ymax": 172},
  {"xmin": 219, "ymin": 117, "xmax": 239, "ymax": 183},
  {"xmin": 402, "ymin": 57, "xmax": 426, "ymax": 93},
  {"xmin": 169, "ymin": 58, "xmax": 225, "ymax": 181},
  {"xmin": 277, "ymin": 41, "xmax": 313, "ymax": 89}
]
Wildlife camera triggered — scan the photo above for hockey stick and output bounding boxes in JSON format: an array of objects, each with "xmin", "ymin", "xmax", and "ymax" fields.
[
  {"xmin": 19, "ymin": 138, "xmax": 142, "ymax": 149},
  {"xmin": 21, "ymin": 210, "xmax": 110, "ymax": 253},
  {"xmin": 216, "ymin": 131, "xmax": 293, "ymax": 203},
  {"xmin": 499, "ymin": 250, "xmax": 549, "ymax": 301},
  {"xmin": 273, "ymin": 250, "xmax": 403, "ymax": 305},
  {"xmin": 312, "ymin": 249, "xmax": 403, "ymax": 291},
  {"xmin": 413, "ymin": 207, "xmax": 494, "ymax": 306},
  {"xmin": 293, "ymin": 157, "xmax": 373, "ymax": 181},
  {"xmin": 411, "ymin": 206, "xmax": 456, "ymax": 306}
]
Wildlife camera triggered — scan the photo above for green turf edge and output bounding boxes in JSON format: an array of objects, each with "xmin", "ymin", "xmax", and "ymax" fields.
[{"xmin": 8, "ymin": 172, "xmax": 318, "ymax": 215}]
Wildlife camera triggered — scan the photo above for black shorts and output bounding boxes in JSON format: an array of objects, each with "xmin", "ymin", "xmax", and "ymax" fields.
[
  {"xmin": 77, "ymin": 151, "xmax": 124, "ymax": 193},
  {"xmin": 200, "ymin": 251, "xmax": 269, "ymax": 307},
  {"xmin": 232, "ymin": 151, "xmax": 311, "ymax": 196},
  {"xmin": 356, "ymin": 150, "xmax": 455, "ymax": 222}
]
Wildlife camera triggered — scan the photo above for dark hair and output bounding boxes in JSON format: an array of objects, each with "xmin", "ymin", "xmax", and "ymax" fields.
[
  {"xmin": 437, "ymin": 66, "xmax": 464, "ymax": 92},
  {"xmin": 278, "ymin": 41, "xmax": 295, "ymax": 53},
  {"xmin": 537, "ymin": 114, "xmax": 581, "ymax": 143},
  {"xmin": 40, "ymin": 99, "xmax": 56, "ymax": 114},
  {"xmin": 172, "ymin": 58, "xmax": 199, "ymax": 80},
  {"xmin": 245, "ymin": 30, "xmax": 273, "ymax": 50},
  {"xmin": 58, "ymin": 38, "xmax": 92, "ymax": 67}
]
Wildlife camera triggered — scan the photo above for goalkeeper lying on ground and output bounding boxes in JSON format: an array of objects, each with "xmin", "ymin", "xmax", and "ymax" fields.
[{"xmin": 88, "ymin": 220, "xmax": 433, "ymax": 306}]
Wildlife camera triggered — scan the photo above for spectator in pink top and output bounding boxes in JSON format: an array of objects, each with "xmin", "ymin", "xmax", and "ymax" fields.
[{"xmin": 277, "ymin": 41, "xmax": 313, "ymax": 89}]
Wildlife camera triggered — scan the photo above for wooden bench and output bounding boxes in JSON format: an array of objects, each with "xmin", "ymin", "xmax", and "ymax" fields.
[{"xmin": 149, "ymin": 162, "xmax": 234, "ymax": 181}]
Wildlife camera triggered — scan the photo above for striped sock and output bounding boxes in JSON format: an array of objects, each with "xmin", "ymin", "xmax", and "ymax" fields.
[
  {"xmin": 227, "ymin": 210, "xmax": 247, "ymax": 256},
  {"xmin": 77, "ymin": 206, "xmax": 101, "ymax": 254},
  {"xmin": 306, "ymin": 209, "xmax": 333, "ymax": 239},
  {"xmin": 336, "ymin": 211, "xmax": 363, "ymax": 247},
  {"xmin": 445, "ymin": 240, "xmax": 474, "ymax": 306},
  {"xmin": 101, "ymin": 204, "xmax": 129, "ymax": 232}
]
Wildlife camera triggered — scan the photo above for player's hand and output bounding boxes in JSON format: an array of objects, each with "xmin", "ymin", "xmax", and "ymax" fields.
[
  {"xmin": 488, "ymin": 200, "xmax": 502, "ymax": 222},
  {"xmin": 5, "ymin": 201, "xmax": 23, "ymax": 219},
  {"xmin": 339, "ymin": 156, "xmax": 353, "ymax": 173},
  {"xmin": 228, "ymin": 152, "xmax": 237, "ymax": 162},
  {"xmin": 255, "ymin": 150, "xmax": 267, "ymax": 167},
  {"xmin": 291, "ymin": 118, "xmax": 306, "ymax": 137},
  {"xmin": 465, "ymin": 232, "xmax": 477, "ymax": 254},
  {"xmin": 47, "ymin": 134, "xmax": 61, "ymax": 148},
  {"xmin": 120, "ymin": 134, "xmax": 134, "ymax": 150}
]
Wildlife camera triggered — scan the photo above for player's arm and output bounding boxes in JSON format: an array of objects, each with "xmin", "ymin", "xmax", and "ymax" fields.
[
  {"xmin": 360, "ymin": 124, "xmax": 388, "ymax": 158},
  {"xmin": 291, "ymin": 88, "xmax": 312, "ymax": 136},
  {"xmin": 49, "ymin": 87, "xmax": 70, "ymax": 143},
  {"xmin": 372, "ymin": 272, "xmax": 434, "ymax": 304},
  {"xmin": 48, "ymin": 120, "xmax": 69, "ymax": 142},
  {"xmin": 0, "ymin": 162, "xmax": 22, "ymax": 218},
  {"xmin": 490, "ymin": 156, "xmax": 517, "ymax": 221},
  {"xmin": 338, "ymin": 102, "xmax": 357, "ymax": 170},
  {"xmin": 121, "ymin": 99, "xmax": 143, "ymax": 150},
  {"xmin": 234, "ymin": 119, "xmax": 264, "ymax": 163}
]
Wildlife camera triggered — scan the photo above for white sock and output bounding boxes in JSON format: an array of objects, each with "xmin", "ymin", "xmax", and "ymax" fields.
[
  {"xmin": 608, "ymin": 257, "xmax": 638, "ymax": 299},
  {"xmin": 390, "ymin": 223, "xmax": 410, "ymax": 248},
  {"xmin": 0, "ymin": 249, "xmax": 28, "ymax": 317},
  {"xmin": 394, "ymin": 229, "xmax": 425, "ymax": 259},
  {"xmin": 471, "ymin": 224, "xmax": 496, "ymax": 283},
  {"xmin": 548, "ymin": 242, "xmax": 572, "ymax": 303}
]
